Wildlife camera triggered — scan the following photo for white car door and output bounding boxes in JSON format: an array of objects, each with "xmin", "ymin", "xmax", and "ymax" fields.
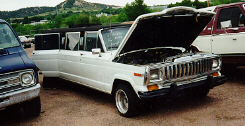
[
  {"xmin": 32, "ymin": 33, "xmax": 60, "ymax": 77},
  {"xmin": 211, "ymin": 6, "xmax": 245, "ymax": 55},
  {"xmin": 59, "ymin": 32, "xmax": 83, "ymax": 82},
  {"xmin": 78, "ymin": 31, "xmax": 109, "ymax": 91}
]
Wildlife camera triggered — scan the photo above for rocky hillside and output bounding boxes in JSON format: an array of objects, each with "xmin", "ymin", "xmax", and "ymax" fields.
[{"xmin": 0, "ymin": 0, "xmax": 119, "ymax": 20}]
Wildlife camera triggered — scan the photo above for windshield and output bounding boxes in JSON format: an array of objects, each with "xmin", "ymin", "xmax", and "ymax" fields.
[
  {"xmin": 101, "ymin": 27, "xmax": 130, "ymax": 50},
  {"xmin": 0, "ymin": 23, "xmax": 20, "ymax": 49}
]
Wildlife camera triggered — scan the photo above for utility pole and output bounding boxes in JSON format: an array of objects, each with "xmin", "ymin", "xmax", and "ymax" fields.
[
  {"xmin": 56, "ymin": 6, "xmax": 58, "ymax": 16},
  {"xmin": 207, "ymin": 0, "xmax": 209, "ymax": 7}
]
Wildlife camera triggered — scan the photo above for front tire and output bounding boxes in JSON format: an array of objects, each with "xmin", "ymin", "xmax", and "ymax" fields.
[
  {"xmin": 114, "ymin": 84, "xmax": 139, "ymax": 117},
  {"xmin": 23, "ymin": 96, "xmax": 41, "ymax": 117}
]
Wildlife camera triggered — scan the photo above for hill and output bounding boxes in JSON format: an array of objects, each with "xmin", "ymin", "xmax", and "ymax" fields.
[{"xmin": 0, "ymin": 0, "xmax": 119, "ymax": 20}]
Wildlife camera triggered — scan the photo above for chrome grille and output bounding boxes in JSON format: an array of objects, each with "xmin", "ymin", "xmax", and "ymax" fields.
[
  {"xmin": 167, "ymin": 59, "xmax": 212, "ymax": 80},
  {"xmin": 0, "ymin": 69, "xmax": 36, "ymax": 95},
  {"xmin": 148, "ymin": 58, "xmax": 214, "ymax": 84}
]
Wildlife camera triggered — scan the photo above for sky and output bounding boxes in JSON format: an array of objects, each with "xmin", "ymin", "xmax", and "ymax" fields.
[{"xmin": 0, "ymin": 0, "xmax": 195, "ymax": 11}]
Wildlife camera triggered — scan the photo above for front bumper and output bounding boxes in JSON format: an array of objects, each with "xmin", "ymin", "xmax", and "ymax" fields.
[
  {"xmin": 0, "ymin": 83, "xmax": 41, "ymax": 109},
  {"xmin": 138, "ymin": 76, "xmax": 226, "ymax": 100}
]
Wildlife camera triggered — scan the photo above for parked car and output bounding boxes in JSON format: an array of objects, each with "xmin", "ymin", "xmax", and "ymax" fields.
[
  {"xmin": 28, "ymin": 37, "xmax": 35, "ymax": 44},
  {"xmin": 19, "ymin": 36, "xmax": 31, "ymax": 48},
  {"xmin": 192, "ymin": 2, "xmax": 245, "ymax": 67},
  {"xmin": 32, "ymin": 6, "xmax": 226, "ymax": 117},
  {"xmin": 0, "ymin": 19, "xmax": 41, "ymax": 117}
]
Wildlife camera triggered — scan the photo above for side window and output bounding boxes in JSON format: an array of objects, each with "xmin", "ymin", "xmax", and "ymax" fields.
[
  {"xmin": 85, "ymin": 32, "xmax": 105, "ymax": 52},
  {"xmin": 85, "ymin": 32, "xmax": 97, "ymax": 51},
  {"xmin": 66, "ymin": 32, "xmax": 80, "ymax": 51},
  {"xmin": 34, "ymin": 33, "xmax": 60, "ymax": 50},
  {"xmin": 217, "ymin": 7, "xmax": 244, "ymax": 29}
]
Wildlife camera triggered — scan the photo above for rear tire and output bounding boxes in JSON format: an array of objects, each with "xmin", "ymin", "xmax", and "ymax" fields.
[
  {"xmin": 23, "ymin": 96, "xmax": 41, "ymax": 117},
  {"xmin": 114, "ymin": 84, "xmax": 140, "ymax": 117}
]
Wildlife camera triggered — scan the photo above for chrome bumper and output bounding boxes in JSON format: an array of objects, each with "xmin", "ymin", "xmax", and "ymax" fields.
[{"xmin": 0, "ymin": 84, "xmax": 41, "ymax": 109}]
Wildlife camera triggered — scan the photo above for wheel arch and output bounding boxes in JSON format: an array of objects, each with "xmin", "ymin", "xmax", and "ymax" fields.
[
  {"xmin": 188, "ymin": 45, "xmax": 200, "ymax": 53},
  {"xmin": 111, "ymin": 79, "xmax": 135, "ymax": 97}
]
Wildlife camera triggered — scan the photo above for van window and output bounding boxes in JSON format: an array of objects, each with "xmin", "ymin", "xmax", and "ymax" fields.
[
  {"xmin": 66, "ymin": 32, "xmax": 80, "ymax": 51},
  {"xmin": 0, "ymin": 24, "xmax": 20, "ymax": 48},
  {"xmin": 217, "ymin": 7, "xmax": 245, "ymax": 29}
]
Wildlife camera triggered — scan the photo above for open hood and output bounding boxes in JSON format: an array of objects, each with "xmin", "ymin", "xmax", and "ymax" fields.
[{"xmin": 114, "ymin": 6, "xmax": 215, "ymax": 58}]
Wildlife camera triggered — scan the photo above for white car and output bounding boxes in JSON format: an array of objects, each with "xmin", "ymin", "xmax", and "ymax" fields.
[
  {"xmin": 32, "ymin": 6, "xmax": 226, "ymax": 117},
  {"xmin": 19, "ymin": 36, "xmax": 31, "ymax": 48},
  {"xmin": 192, "ymin": 2, "xmax": 245, "ymax": 67}
]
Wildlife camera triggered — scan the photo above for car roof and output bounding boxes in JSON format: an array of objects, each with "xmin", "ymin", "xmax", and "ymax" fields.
[
  {"xmin": 43, "ymin": 24, "xmax": 131, "ymax": 34},
  {"xmin": 215, "ymin": 2, "xmax": 245, "ymax": 8}
]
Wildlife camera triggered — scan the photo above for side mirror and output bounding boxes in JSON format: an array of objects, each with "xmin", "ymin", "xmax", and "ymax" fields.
[
  {"xmin": 92, "ymin": 48, "xmax": 101, "ymax": 55},
  {"xmin": 221, "ymin": 20, "xmax": 232, "ymax": 29}
]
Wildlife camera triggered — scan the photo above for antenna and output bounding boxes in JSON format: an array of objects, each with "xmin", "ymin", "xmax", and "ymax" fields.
[{"xmin": 110, "ymin": 7, "xmax": 112, "ymax": 52}]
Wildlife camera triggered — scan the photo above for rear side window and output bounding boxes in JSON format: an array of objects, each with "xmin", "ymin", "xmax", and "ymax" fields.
[
  {"xmin": 0, "ymin": 24, "xmax": 20, "ymax": 48},
  {"xmin": 217, "ymin": 7, "xmax": 245, "ymax": 29},
  {"xmin": 35, "ymin": 33, "xmax": 60, "ymax": 50},
  {"xmin": 66, "ymin": 32, "xmax": 80, "ymax": 51}
]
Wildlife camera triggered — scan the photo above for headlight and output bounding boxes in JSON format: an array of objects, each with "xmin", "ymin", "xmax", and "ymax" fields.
[
  {"xmin": 150, "ymin": 69, "xmax": 160, "ymax": 80},
  {"xmin": 212, "ymin": 58, "xmax": 221, "ymax": 69},
  {"xmin": 212, "ymin": 59, "xmax": 219, "ymax": 68},
  {"xmin": 21, "ymin": 73, "xmax": 34, "ymax": 86}
]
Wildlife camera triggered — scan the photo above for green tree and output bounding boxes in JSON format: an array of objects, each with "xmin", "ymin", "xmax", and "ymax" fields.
[
  {"xmin": 64, "ymin": 0, "xmax": 75, "ymax": 8},
  {"xmin": 23, "ymin": 17, "xmax": 30, "ymax": 24},
  {"xmin": 181, "ymin": 0, "xmax": 192, "ymax": 6},
  {"xmin": 53, "ymin": 15, "xmax": 63, "ymax": 28},
  {"xmin": 63, "ymin": 14, "xmax": 90, "ymax": 26},
  {"xmin": 211, "ymin": 0, "xmax": 242, "ymax": 5},
  {"xmin": 76, "ymin": 14, "xmax": 89, "ymax": 24},
  {"xmin": 90, "ymin": 16, "xmax": 101, "ymax": 24},
  {"xmin": 117, "ymin": 12, "xmax": 128, "ymax": 22},
  {"xmin": 123, "ymin": 0, "xmax": 151, "ymax": 21}
]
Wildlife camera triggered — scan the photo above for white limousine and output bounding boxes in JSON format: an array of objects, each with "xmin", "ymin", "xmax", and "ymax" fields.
[{"xmin": 32, "ymin": 7, "xmax": 226, "ymax": 117}]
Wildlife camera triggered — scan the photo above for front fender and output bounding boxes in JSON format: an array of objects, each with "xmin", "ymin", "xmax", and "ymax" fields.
[{"xmin": 111, "ymin": 73, "xmax": 147, "ymax": 95}]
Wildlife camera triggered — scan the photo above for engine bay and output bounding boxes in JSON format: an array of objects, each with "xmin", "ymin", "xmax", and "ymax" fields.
[{"xmin": 114, "ymin": 47, "xmax": 191, "ymax": 65}]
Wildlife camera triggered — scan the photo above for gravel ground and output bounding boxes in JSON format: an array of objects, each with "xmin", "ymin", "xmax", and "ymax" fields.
[{"xmin": 0, "ymin": 44, "xmax": 245, "ymax": 125}]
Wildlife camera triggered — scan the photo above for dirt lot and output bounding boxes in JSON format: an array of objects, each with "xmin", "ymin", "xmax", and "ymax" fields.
[{"xmin": 1, "ymin": 44, "xmax": 245, "ymax": 125}]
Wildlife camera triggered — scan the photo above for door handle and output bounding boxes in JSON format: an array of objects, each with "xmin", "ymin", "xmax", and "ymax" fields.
[{"xmin": 80, "ymin": 53, "xmax": 83, "ymax": 56}]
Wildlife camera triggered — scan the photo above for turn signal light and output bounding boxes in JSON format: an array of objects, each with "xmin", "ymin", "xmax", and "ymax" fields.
[
  {"xmin": 212, "ymin": 72, "xmax": 219, "ymax": 77},
  {"xmin": 134, "ymin": 73, "xmax": 142, "ymax": 77},
  {"xmin": 147, "ymin": 84, "xmax": 159, "ymax": 91}
]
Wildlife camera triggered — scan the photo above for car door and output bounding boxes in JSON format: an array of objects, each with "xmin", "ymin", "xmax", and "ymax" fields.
[
  {"xmin": 32, "ymin": 33, "xmax": 60, "ymax": 77},
  {"xmin": 58, "ymin": 32, "xmax": 83, "ymax": 82},
  {"xmin": 211, "ymin": 5, "xmax": 245, "ymax": 55},
  {"xmin": 78, "ymin": 31, "xmax": 108, "ymax": 90}
]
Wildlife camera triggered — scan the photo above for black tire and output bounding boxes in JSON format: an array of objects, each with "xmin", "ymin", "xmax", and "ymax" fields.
[
  {"xmin": 114, "ymin": 84, "xmax": 140, "ymax": 117},
  {"xmin": 23, "ymin": 96, "xmax": 41, "ymax": 117},
  {"xmin": 43, "ymin": 77, "xmax": 59, "ymax": 89}
]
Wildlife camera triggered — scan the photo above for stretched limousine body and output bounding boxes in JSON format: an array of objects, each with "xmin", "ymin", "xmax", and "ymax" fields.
[{"xmin": 32, "ymin": 6, "xmax": 226, "ymax": 117}]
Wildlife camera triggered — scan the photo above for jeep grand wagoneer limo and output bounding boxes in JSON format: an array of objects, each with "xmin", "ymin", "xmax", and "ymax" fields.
[{"xmin": 32, "ymin": 7, "xmax": 226, "ymax": 117}]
